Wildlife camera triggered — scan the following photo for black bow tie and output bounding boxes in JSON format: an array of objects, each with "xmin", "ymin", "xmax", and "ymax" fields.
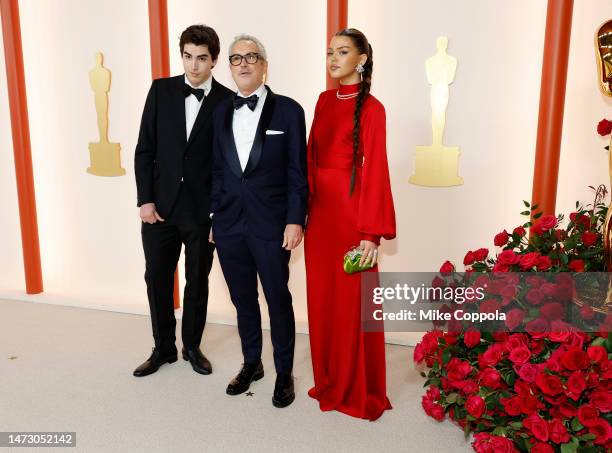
[
  {"xmin": 184, "ymin": 84, "xmax": 205, "ymax": 101},
  {"xmin": 233, "ymin": 94, "xmax": 259, "ymax": 111}
]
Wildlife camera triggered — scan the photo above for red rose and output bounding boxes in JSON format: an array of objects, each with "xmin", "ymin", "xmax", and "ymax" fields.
[
  {"xmin": 539, "ymin": 215, "xmax": 557, "ymax": 232},
  {"xmin": 582, "ymin": 231, "xmax": 599, "ymax": 247},
  {"xmin": 566, "ymin": 371, "xmax": 587, "ymax": 400},
  {"xmin": 478, "ymin": 368, "xmax": 502, "ymax": 389},
  {"xmin": 513, "ymin": 226, "xmax": 526, "ymax": 237},
  {"xmin": 587, "ymin": 345, "xmax": 607, "ymax": 364},
  {"xmin": 446, "ymin": 357, "xmax": 472, "ymax": 381},
  {"xmin": 463, "ymin": 330, "xmax": 481, "ymax": 348},
  {"xmin": 517, "ymin": 363, "xmax": 538, "ymax": 383},
  {"xmin": 570, "ymin": 212, "xmax": 592, "ymax": 229},
  {"xmin": 517, "ymin": 392, "xmax": 540, "ymax": 415},
  {"xmin": 526, "ymin": 288, "xmax": 544, "ymax": 305},
  {"xmin": 494, "ymin": 230, "xmax": 509, "ymax": 246},
  {"xmin": 509, "ymin": 346, "xmax": 531, "ymax": 364},
  {"xmin": 558, "ymin": 402, "xmax": 577, "ymax": 418},
  {"xmin": 535, "ymin": 372, "xmax": 563, "ymax": 395},
  {"xmin": 535, "ymin": 255, "xmax": 552, "ymax": 271},
  {"xmin": 524, "ymin": 413, "xmax": 549, "ymax": 442},
  {"xmin": 561, "ymin": 346, "xmax": 588, "ymax": 370},
  {"xmin": 589, "ymin": 418, "xmax": 612, "ymax": 445},
  {"xmin": 597, "ymin": 118, "xmax": 612, "ymax": 136},
  {"xmin": 439, "ymin": 260, "xmax": 454, "ymax": 274},
  {"xmin": 578, "ymin": 404, "xmax": 600, "ymax": 427},
  {"xmin": 497, "ymin": 250, "xmax": 520, "ymax": 266},
  {"xmin": 525, "ymin": 317, "xmax": 550, "ymax": 337},
  {"xmin": 531, "ymin": 222, "xmax": 544, "ymax": 236},
  {"xmin": 422, "ymin": 397, "xmax": 445, "ymax": 421},
  {"xmin": 518, "ymin": 252, "xmax": 540, "ymax": 270},
  {"xmin": 505, "ymin": 309, "xmax": 524, "ymax": 331},
  {"xmin": 473, "ymin": 248, "xmax": 488, "ymax": 261},
  {"xmin": 465, "ymin": 394, "xmax": 485, "ymax": 419},
  {"xmin": 590, "ymin": 391, "xmax": 612, "ymax": 412},
  {"xmin": 540, "ymin": 303, "xmax": 564, "ymax": 321},
  {"xmin": 568, "ymin": 259, "xmax": 585, "ymax": 272},
  {"xmin": 472, "ymin": 433, "xmax": 518, "ymax": 453},
  {"xmin": 492, "ymin": 262, "xmax": 509, "ymax": 272},
  {"xmin": 463, "ymin": 251, "xmax": 475, "ymax": 266},
  {"xmin": 479, "ymin": 299, "xmax": 501, "ymax": 314},
  {"xmin": 531, "ymin": 443, "xmax": 554, "ymax": 453},
  {"xmin": 548, "ymin": 418, "xmax": 571, "ymax": 443},
  {"xmin": 479, "ymin": 344, "xmax": 504, "ymax": 368}
]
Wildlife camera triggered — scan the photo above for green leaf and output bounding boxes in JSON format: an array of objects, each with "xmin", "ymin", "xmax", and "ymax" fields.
[
  {"xmin": 579, "ymin": 433, "xmax": 597, "ymax": 441},
  {"xmin": 560, "ymin": 441, "xmax": 578, "ymax": 453},
  {"xmin": 605, "ymin": 334, "xmax": 612, "ymax": 353},
  {"xmin": 523, "ymin": 200, "xmax": 530, "ymax": 208},
  {"xmin": 520, "ymin": 210, "xmax": 531, "ymax": 216},
  {"xmin": 446, "ymin": 393, "xmax": 459, "ymax": 404},
  {"xmin": 491, "ymin": 426, "xmax": 506, "ymax": 436},
  {"xmin": 534, "ymin": 212, "xmax": 543, "ymax": 219},
  {"xmin": 510, "ymin": 421, "xmax": 523, "ymax": 429},
  {"xmin": 571, "ymin": 416, "xmax": 584, "ymax": 432},
  {"xmin": 442, "ymin": 348, "xmax": 451, "ymax": 365}
]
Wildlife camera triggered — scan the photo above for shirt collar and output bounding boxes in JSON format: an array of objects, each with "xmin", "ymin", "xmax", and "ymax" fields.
[
  {"xmin": 184, "ymin": 74, "xmax": 213, "ymax": 96},
  {"xmin": 237, "ymin": 83, "xmax": 266, "ymax": 99}
]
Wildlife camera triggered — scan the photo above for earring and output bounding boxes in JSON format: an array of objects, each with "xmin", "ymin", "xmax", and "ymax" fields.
[{"xmin": 356, "ymin": 63, "xmax": 365, "ymax": 73}]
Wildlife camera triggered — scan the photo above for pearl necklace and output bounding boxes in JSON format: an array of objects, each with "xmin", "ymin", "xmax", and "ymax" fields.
[{"xmin": 336, "ymin": 90, "xmax": 359, "ymax": 100}]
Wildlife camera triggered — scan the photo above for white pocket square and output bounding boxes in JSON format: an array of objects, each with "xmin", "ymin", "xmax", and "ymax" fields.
[{"xmin": 265, "ymin": 129, "xmax": 284, "ymax": 135}]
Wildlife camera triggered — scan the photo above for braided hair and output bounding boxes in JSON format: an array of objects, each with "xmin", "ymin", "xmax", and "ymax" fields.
[{"xmin": 335, "ymin": 28, "xmax": 373, "ymax": 195}]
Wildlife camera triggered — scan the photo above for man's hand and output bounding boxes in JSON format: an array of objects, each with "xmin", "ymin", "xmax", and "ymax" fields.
[
  {"xmin": 140, "ymin": 203, "xmax": 164, "ymax": 224},
  {"xmin": 359, "ymin": 239, "xmax": 378, "ymax": 267},
  {"xmin": 282, "ymin": 224, "xmax": 303, "ymax": 250}
]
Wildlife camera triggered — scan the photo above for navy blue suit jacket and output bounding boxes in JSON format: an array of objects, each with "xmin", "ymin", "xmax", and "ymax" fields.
[{"xmin": 211, "ymin": 86, "xmax": 308, "ymax": 241}]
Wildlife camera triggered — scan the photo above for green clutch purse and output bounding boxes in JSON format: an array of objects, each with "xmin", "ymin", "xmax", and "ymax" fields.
[{"xmin": 343, "ymin": 246, "xmax": 375, "ymax": 274}]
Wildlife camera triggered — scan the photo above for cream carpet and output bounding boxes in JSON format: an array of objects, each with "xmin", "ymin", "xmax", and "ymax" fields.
[{"xmin": 0, "ymin": 299, "xmax": 472, "ymax": 453}]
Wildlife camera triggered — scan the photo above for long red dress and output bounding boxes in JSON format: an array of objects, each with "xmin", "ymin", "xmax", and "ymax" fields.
[{"xmin": 304, "ymin": 82, "xmax": 396, "ymax": 421}]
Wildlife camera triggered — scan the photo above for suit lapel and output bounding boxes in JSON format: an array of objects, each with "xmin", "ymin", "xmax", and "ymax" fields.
[
  {"xmin": 222, "ymin": 101, "xmax": 244, "ymax": 179},
  {"xmin": 243, "ymin": 86, "xmax": 275, "ymax": 176},
  {"xmin": 186, "ymin": 77, "xmax": 222, "ymax": 148},
  {"xmin": 173, "ymin": 76, "xmax": 187, "ymax": 147}
]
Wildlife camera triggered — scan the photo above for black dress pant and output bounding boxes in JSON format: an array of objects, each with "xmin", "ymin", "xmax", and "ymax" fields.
[
  {"xmin": 214, "ymin": 220, "xmax": 295, "ymax": 374},
  {"xmin": 141, "ymin": 185, "xmax": 214, "ymax": 353}
]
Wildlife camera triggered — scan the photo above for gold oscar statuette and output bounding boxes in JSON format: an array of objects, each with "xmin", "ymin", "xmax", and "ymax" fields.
[
  {"xmin": 87, "ymin": 52, "xmax": 125, "ymax": 176},
  {"xmin": 409, "ymin": 36, "xmax": 463, "ymax": 187},
  {"xmin": 595, "ymin": 19, "xmax": 612, "ymax": 97}
]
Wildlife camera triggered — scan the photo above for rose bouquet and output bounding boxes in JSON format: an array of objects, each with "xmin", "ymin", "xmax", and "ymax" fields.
[{"xmin": 414, "ymin": 188, "xmax": 612, "ymax": 451}]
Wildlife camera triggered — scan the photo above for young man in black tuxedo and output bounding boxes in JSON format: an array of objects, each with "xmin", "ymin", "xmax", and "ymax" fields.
[
  {"xmin": 133, "ymin": 25, "xmax": 233, "ymax": 377},
  {"xmin": 210, "ymin": 34, "xmax": 307, "ymax": 407}
]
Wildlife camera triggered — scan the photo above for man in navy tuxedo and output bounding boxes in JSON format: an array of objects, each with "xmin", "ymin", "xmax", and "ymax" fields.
[
  {"xmin": 133, "ymin": 25, "xmax": 233, "ymax": 377},
  {"xmin": 210, "ymin": 34, "xmax": 307, "ymax": 408}
]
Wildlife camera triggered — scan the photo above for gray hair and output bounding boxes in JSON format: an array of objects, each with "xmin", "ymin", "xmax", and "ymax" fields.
[{"xmin": 228, "ymin": 34, "xmax": 268, "ymax": 61}]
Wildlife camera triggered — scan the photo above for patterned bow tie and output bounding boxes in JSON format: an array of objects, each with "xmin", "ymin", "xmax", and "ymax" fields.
[
  {"xmin": 233, "ymin": 94, "xmax": 259, "ymax": 111},
  {"xmin": 184, "ymin": 84, "xmax": 205, "ymax": 101}
]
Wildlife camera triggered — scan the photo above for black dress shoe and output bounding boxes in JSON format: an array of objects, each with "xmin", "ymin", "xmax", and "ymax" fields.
[
  {"xmin": 272, "ymin": 373, "xmax": 295, "ymax": 408},
  {"xmin": 133, "ymin": 348, "xmax": 178, "ymax": 377},
  {"xmin": 226, "ymin": 360, "xmax": 264, "ymax": 395},
  {"xmin": 182, "ymin": 347, "xmax": 212, "ymax": 375}
]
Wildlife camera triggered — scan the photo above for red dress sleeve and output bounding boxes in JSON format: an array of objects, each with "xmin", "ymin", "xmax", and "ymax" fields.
[
  {"xmin": 357, "ymin": 99, "xmax": 396, "ymax": 245},
  {"xmin": 307, "ymin": 92, "xmax": 325, "ymax": 202}
]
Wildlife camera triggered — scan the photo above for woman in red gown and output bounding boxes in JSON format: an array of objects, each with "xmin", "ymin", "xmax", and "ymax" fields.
[{"xmin": 304, "ymin": 28, "xmax": 396, "ymax": 421}]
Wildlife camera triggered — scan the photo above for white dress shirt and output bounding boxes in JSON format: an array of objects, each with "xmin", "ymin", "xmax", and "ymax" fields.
[
  {"xmin": 184, "ymin": 74, "xmax": 212, "ymax": 140},
  {"xmin": 232, "ymin": 83, "xmax": 267, "ymax": 170}
]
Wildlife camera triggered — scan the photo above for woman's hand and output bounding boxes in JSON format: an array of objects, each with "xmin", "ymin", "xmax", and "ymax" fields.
[{"xmin": 359, "ymin": 240, "xmax": 378, "ymax": 267}]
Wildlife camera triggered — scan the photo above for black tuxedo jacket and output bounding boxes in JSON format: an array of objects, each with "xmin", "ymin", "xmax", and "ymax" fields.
[
  {"xmin": 211, "ymin": 86, "xmax": 308, "ymax": 241},
  {"xmin": 134, "ymin": 75, "xmax": 234, "ymax": 224}
]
